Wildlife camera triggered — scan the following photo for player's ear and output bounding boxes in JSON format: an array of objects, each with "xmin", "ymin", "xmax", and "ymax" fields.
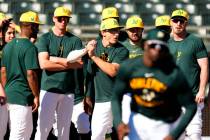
[
  {"xmin": 53, "ymin": 16, "xmax": 57, "ymax": 23},
  {"xmin": 101, "ymin": 30, "xmax": 106, "ymax": 37}
]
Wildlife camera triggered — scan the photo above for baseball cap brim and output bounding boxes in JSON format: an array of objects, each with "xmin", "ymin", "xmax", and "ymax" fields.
[
  {"xmin": 102, "ymin": 26, "xmax": 123, "ymax": 31},
  {"xmin": 171, "ymin": 16, "xmax": 187, "ymax": 20}
]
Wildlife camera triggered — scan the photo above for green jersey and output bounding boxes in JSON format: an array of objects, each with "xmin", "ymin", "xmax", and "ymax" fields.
[
  {"xmin": 121, "ymin": 39, "xmax": 144, "ymax": 58},
  {"xmin": 112, "ymin": 57, "xmax": 196, "ymax": 139},
  {"xmin": 87, "ymin": 40, "xmax": 129, "ymax": 102},
  {"xmin": 36, "ymin": 30, "xmax": 84, "ymax": 94},
  {"xmin": 168, "ymin": 33, "xmax": 208, "ymax": 95},
  {"xmin": 1, "ymin": 38, "xmax": 39, "ymax": 106}
]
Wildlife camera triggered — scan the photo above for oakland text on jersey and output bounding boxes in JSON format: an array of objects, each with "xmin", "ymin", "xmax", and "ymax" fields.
[{"xmin": 129, "ymin": 77, "xmax": 168, "ymax": 107}]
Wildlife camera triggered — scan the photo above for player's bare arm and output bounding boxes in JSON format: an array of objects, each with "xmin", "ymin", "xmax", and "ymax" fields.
[
  {"xmin": 163, "ymin": 135, "xmax": 175, "ymax": 140},
  {"xmin": 50, "ymin": 56, "xmax": 83, "ymax": 69},
  {"xmin": 83, "ymin": 96, "xmax": 93, "ymax": 115},
  {"xmin": 196, "ymin": 57, "xmax": 209, "ymax": 103},
  {"xmin": 86, "ymin": 40, "xmax": 120, "ymax": 77},
  {"xmin": 0, "ymin": 67, "xmax": 7, "ymax": 87},
  {"xmin": 39, "ymin": 52, "xmax": 83, "ymax": 71},
  {"xmin": 0, "ymin": 83, "xmax": 6, "ymax": 106},
  {"xmin": 27, "ymin": 70, "xmax": 39, "ymax": 112},
  {"xmin": 117, "ymin": 123, "xmax": 130, "ymax": 140}
]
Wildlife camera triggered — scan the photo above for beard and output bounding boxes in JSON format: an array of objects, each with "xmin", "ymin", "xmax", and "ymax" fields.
[{"xmin": 130, "ymin": 34, "xmax": 141, "ymax": 43}]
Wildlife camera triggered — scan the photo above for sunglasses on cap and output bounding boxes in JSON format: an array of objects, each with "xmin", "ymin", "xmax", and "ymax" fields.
[
  {"xmin": 147, "ymin": 41, "xmax": 168, "ymax": 52},
  {"xmin": 172, "ymin": 18, "xmax": 186, "ymax": 24},
  {"xmin": 57, "ymin": 16, "xmax": 70, "ymax": 23}
]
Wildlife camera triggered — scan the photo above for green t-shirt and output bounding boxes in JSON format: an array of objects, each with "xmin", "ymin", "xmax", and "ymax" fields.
[
  {"xmin": 121, "ymin": 39, "xmax": 144, "ymax": 58},
  {"xmin": 1, "ymin": 38, "xmax": 39, "ymax": 106},
  {"xmin": 168, "ymin": 33, "xmax": 208, "ymax": 95},
  {"xmin": 112, "ymin": 57, "xmax": 196, "ymax": 139},
  {"xmin": 36, "ymin": 31, "xmax": 84, "ymax": 94},
  {"xmin": 87, "ymin": 40, "xmax": 129, "ymax": 102}
]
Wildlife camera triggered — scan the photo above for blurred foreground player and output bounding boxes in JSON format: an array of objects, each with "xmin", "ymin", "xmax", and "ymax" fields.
[{"xmin": 112, "ymin": 29, "xmax": 197, "ymax": 140}]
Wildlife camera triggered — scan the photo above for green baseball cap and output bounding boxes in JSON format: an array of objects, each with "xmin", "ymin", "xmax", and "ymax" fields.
[{"xmin": 144, "ymin": 28, "xmax": 170, "ymax": 43}]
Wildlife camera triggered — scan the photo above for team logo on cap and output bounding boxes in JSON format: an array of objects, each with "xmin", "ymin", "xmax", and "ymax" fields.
[
  {"xmin": 131, "ymin": 19, "xmax": 138, "ymax": 25},
  {"xmin": 160, "ymin": 18, "xmax": 166, "ymax": 23},
  {"xmin": 177, "ymin": 10, "xmax": 184, "ymax": 16},
  {"xmin": 30, "ymin": 17, "xmax": 35, "ymax": 22},
  {"xmin": 62, "ymin": 9, "xmax": 69, "ymax": 15},
  {"xmin": 157, "ymin": 31, "xmax": 164, "ymax": 38}
]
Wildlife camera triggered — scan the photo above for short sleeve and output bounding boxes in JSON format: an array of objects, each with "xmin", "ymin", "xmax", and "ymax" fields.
[
  {"xmin": 35, "ymin": 34, "xmax": 49, "ymax": 53},
  {"xmin": 113, "ymin": 47, "xmax": 129, "ymax": 64},
  {"xmin": 25, "ymin": 46, "xmax": 40, "ymax": 70},
  {"xmin": 194, "ymin": 38, "xmax": 208, "ymax": 59}
]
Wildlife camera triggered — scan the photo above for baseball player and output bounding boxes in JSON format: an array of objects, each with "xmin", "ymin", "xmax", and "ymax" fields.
[
  {"xmin": 100, "ymin": 7, "xmax": 128, "ymax": 42},
  {"xmin": 155, "ymin": 15, "xmax": 171, "ymax": 33},
  {"xmin": 34, "ymin": 6, "xmax": 83, "ymax": 140},
  {"xmin": 85, "ymin": 18, "xmax": 129, "ymax": 140},
  {"xmin": 169, "ymin": 9, "xmax": 209, "ymax": 140},
  {"xmin": 1, "ymin": 11, "xmax": 40, "ymax": 140},
  {"xmin": 86, "ymin": 7, "xmax": 123, "ymax": 114},
  {"xmin": 122, "ymin": 16, "xmax": 144, "ymax": 58},
  {"xmin": 120, "ymin": 16, "xmax": 144, "ymax": 124},
  {"xmin": 0, "ymin": 12, "xmax": 18, "ymax": 140},
  {"xmin": 112, "ymin": 28, "xmax": 197, "ymax": 140},
  {"xmin": 52, "ymin": 56, "xmax": 91, "ymax": 140}
]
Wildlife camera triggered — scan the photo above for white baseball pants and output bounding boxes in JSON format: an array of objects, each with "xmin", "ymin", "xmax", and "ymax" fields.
[
  {"xmin": 35, "ymin": 90, "xmax": 74, "ymax": 140},
  {"xmin": 184, "ymin": 102, "xmax": 204, "ymax": 140},
  {"xmin": 72, "ymin": 101, "xmax": 90, "ymax": 134},
  {"xmin": 8, "ymin": 104, "xmax": 33, "ymax": 140},
  {"xmin": 122, "ymin": 93, "xmax": 132, "ymax": 124},
  {"xmin": 0, "ymin": 104, "xmax": 8, "ymax": 140},
  {"xmin": 53, "ymin": 101, "xmax": 90, "ymax": 136},
  {"xmin": 91, "ymin": 101, "xmax": 113, "ymax": 140},
  {"xmin": 125, "ymin": 112, "xmax": 181, "ymax": 140}
]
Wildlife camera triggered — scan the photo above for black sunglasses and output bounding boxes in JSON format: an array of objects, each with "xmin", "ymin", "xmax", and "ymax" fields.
[
  {"xmin": 172, "ymin": 18, "xmax": 186, "ymax": 24},
  {"xmin": 57, "ymin": 16, "xmax": 70, "ymax": 23}
]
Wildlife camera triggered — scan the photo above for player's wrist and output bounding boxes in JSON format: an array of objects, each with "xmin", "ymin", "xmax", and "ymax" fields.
[{"xmin": 90, "ymin": 55, "xmax": 96, "ymax": 60}]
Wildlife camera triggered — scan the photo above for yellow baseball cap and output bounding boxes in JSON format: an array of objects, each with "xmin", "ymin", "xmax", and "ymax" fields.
[
  {"xmin": 101, "ymin": 7, "xmax": 119, "ymax": 20},
  {"xmin": 171, "ymin": 9, "xmax": 189, "ymax": 20},
  {"xmin": 54, "ymin": 7, "xmax": 71, "ymax": 17},
  {"xmin": 100, "ymin": 18, "xmax": 122, "ymax": 31},
  {"xmin": 125, "ymin": 16, "xmax": 144, "ymax": 29},
  {"xmin": 15, "ymin": 25, "xmax": 21, "ymax": 33},
  {"xmin": 19, "ymin": 11, "xmax": 41, "ymax": 24},
  {"xmin": 155, "ymin": 15, "xmax": 171, "ymax": 27},
  {"xmin": 0, "ymin": 12, "xmax": 12, "ymax": 21}
]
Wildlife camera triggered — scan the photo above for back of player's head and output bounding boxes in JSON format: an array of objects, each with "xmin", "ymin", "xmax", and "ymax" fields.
[
  {"xmin": 125, "ymin": 16, "xmax": 144, "ymax": 29},
  {"xmin": 54, "ymin": 6, "xmax": 71, "ymax": 18},
  {"xmin": 155, "ymin": 15, "xmax": 171, "ymax": 33},
  {"xmin": 101, "ymin": 7, "xmax": 119, "ymax": 20},
  {"xmin": 19, "ymin": 11, "xmax": 41, "ymax": 24},
  {"xmin": 155, "ymin": 15, "xmax": 170, "ymax": 27}
]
